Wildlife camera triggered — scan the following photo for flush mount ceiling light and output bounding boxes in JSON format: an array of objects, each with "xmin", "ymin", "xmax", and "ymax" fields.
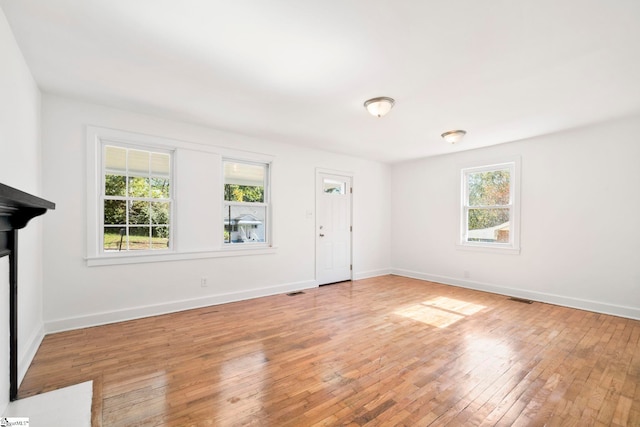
[
  {"xmin": 441, "ymin": 130, "xmax": 466, "ymax": 144},
  {"xmin": 364, "ymin": 97, "xmax": 395, "ymax": 117}
]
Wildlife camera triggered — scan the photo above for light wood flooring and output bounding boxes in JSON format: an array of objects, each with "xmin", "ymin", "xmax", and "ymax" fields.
[{"xmin": 18, "ymin": 276, "xmax": 640, "ymax": 426}]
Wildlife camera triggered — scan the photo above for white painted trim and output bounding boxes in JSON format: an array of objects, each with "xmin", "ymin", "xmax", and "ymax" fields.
[
  {"xmin": 315, "ymin": 169, "xmax": 354, "ymax": 285},
  {"xmin": 45, "ymin": 280, "xmax": 318, "ymax": 333},
  {"xmin": 391, "ymin": 268, "xmax": 640, "ymax": 321},
  {"xmin": 315, "ymin": 167, "xmax": 355, "ymax": 177},
  {"xmin": 86, "ymin": 125, "xmax": 275, "ymax": 160},
  {"xmin": 353, "ymin": 269, "xmax": 392, "ymax": 280},
  {"xmin": 458, "ymin": 156, "xmax": 521, "ymax": 254},
  {"xmin": 221, "ymin": 157, "xmax": 272, "ymax": 248},
  {"xmin": 86, "ymin": 125, "xmax": 277, "ymax": 265},
  {"xmin": 86, "ymin": 246, "xmax": 277, "ymax": 266},
  {"xmin": 454, "ymin": 244, "xmax": 520, "ymax": 255},
  {"xmin": 19, "ymin": 323, "xmax": 44, "ymax": 386}
]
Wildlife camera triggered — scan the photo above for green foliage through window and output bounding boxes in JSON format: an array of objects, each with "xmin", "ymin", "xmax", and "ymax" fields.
[
  {"xmin": 462, "ymin": 163, "xmax": 516, "ymax": 245},
  {"xmin": 224, "ymin": 184, "xmax": 264, "ymax": 203},
  {"xmin": 467, "ymin": 170, "xmax": 510, "ymax": 231},
  {"xmin": 103, "ymin": 145, "xmax": 171, "ymax": 251},
  {"xmin": 468, "ymin": 170, "xmax": 510, "ymax": 207},
  {"xmin": 223, "ymin": 160, "xmax": 269, "ymax": 245}
]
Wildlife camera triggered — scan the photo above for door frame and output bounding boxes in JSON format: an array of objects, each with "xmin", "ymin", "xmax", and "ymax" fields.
[{"xmin": 315, "ymin": 168, "xmax": 354, "ymax": 285}]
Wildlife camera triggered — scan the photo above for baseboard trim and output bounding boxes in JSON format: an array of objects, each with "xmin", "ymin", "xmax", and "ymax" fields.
[
  {"xmin": 391, "ymin": 269, "xmax": 640, "ymax": 321},
  {"xmin": 19, "ymin": 324, "xmax": 44, "ymax": 386},
  {"xmin": 353, "ymin": 268, "xmax": 392, "ymax": 280},
  {"xmin": 44, "ymin": 270, "xmax": 640, "ymax": 333},
  {"xmin": 45, "ymin": 280, "xmax": 319, "ymax": 333}
]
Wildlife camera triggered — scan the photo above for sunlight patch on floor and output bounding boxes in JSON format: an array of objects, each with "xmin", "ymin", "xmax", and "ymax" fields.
[
  {"xmin": 394, "ymin": 296, "xmax": 486, "ymax": 328},
  {"xmin": 463, "ymin": 336, "xmax": 514, "ymax": 371}
]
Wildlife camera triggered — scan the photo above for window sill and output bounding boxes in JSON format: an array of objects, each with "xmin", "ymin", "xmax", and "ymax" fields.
[
  {"xmin": 456, "ymin": 243, "xmax": 520, "ymax": 255},
  {"xmin": 86, "ymin": 246, "xmax": 277, "ymax": 266}
]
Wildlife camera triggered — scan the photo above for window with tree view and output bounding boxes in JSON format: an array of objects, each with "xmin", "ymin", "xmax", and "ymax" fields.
[
  {"xmin": 102, "ymin": 145, "xmax": 172, "ymax": 252},
  {"xmin": 461, "ymin": 161, "xmax": 518, "ymax": 249},
  {"xmin": 223, "ymin": 160, "xmax": 269, "ymax": 245}
]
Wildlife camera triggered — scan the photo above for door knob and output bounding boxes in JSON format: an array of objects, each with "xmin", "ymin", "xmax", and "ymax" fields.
[{"xmin": 319, "ymin": 233, "xmax": 325, "ymax": 237}]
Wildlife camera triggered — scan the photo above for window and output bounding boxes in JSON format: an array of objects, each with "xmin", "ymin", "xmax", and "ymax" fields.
[
  {"xmin": 223, "ymin": 160, "xmax": 269, "ymax": 245},
  {"xmin": 102, "ymin": 144, "xmax": 173, "ymax": 252},
  {"xmin": 323, "ymin": 178, "xmax": 346, "ymax": 194},
  {"xmin": 87, "ymin": 126, "xmax": 277, "ymax": 265},
  {"xmin": 460, "ymin": 160, "xmax": 520, "ymax": 252}
]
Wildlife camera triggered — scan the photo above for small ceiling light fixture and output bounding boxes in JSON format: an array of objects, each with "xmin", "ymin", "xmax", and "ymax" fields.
[
  {"xmin": 364, "ymin": 96, "xmax": 395, "ymax": 117},
  {"xmin": 441, "ymin": 130, "xmax": 466, "ymax": 144}
]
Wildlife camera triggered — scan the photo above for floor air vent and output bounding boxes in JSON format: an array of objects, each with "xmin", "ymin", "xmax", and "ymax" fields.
[
  {"xmin": 286, "ymin": 291, "xmax": 305, "ymax": 296},
  {"xmin": 508, "ymin": 297, "xmax": 534, "ymax": 304}
]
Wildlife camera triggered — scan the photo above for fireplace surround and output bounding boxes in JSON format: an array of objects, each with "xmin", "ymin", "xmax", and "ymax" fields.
[{"xmin": 0, "ymin": 183, "xmax": 54, "ymax": 400}]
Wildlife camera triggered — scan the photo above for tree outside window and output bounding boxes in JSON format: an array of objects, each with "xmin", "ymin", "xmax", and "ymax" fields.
[
  {"xmin": 102, "ymin": 145, "xmax": 172, "ymax": 251},
  {"xmin": 223, "ymin": 160, "xmax": 269, "ymax": 245},
  {"xmin": 461, "ymin": 161, "xmax": 519, "ymax": 250}
]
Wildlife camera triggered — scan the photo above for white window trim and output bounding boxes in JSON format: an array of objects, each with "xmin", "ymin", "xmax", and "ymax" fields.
[
  {"xmin": 86, "ymin": 126, "xmax": 277, "ymax": 266},
  {"xmin": 86, "ymin": 247, "xmax": 277, "ymax": 267},
  {"xmin": 87, "ymin": 127, "xmax": 179, "ymax": 261},
  {"xmin": 222, "ymin": 158, "xmax": 272, "ymax": 249},
  {"xmin": 100, "ymin": 143, "xmax": 175, "ymax": 254},
  {"xmin": 457, "ymin": 157, "xmax": 521, "ymax": 254}
]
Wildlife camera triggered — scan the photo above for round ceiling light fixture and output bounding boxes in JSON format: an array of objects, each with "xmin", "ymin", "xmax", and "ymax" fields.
[
  {"xmin": 441, "ymin": 130, "xmax": 467, "ymax": 144},
  {"xmin": 364, "ymin": 97, "xmax": 395, "ymax": 117}
]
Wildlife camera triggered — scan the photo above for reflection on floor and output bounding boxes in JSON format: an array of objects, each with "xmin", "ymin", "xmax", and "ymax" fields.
[{"xmin": 16, "ymin": 277, "xmax": 640, "ymax": 425}]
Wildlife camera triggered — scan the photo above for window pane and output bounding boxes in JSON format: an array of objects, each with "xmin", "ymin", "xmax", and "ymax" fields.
[
  {"xmin": 104, "ymin": 200, "xmax": 126, "ymax": 225},
  {"xmin": 223, "ymin": 205, "xmax": 266, "ymax": 244},
  {"xmin": 129, "ymin": 201, "xmax": 150, "ymax": 225},
  {"xmin": 224, "ymin": 184, "xmax": 264, "ymax": 202},
  {"xmin": 150, "ymin": 152, "xmax": 170, "ymax": 177},
  {"xmin": 101, "ymin": 143, "xmax": 173, "ymax": 254},
  {"xmin": 128, "ymin": 226, "xmax": 151, "ymax": 250},
  {"xmin": 150, "ymin": 202, "xmax": 170, "ymax": 225},
  {"xmin": 105, "ymin": 146, "xmax": 126, "ymax": 173},
  {"xmin": 151, "ymin": 226, "xmax": 169, "ymax": 249},
  {"xmin": 467, "ymin": 208, "xmax": 510, "ymax": 242},
  {"xmin": 324, "ymin": 179, "xmax": 345, "ymax": 194},
  {"xmin": 103, "ymin": 227, "xmax": 126, "ymax": 251},
  {"xmin": 224, "ymin": 161, "xmax": 265, "ymax": 202},
  {"xmin": 150, "ymin": 177, "xmax": 170, "ymax": 198},
  {"xmin": 468, "ymin": 170, "xmax": 510, "ymax": 206},
  {"xmin": 128, "ymin": 149, "xmax": 150, "ymax": 177},
  {"xmin": 128, "ymin": 176, "xmax": 150, "ymax": 198},
  {"xmin": 105, "ymin": 174, "xmax": 126, "ymax": 196}
]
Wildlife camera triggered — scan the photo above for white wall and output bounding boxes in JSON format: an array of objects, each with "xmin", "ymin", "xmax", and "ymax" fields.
[
  {"xmin": 391, "ymin": 116, "xmax": 640, "ymax": 319},
  {"xmin": 41, "ymin": 94, "xmax": 392, "ymax": 332},
  {"xmin": 0, "ymin": 8, "xmax": 45, "ymax": 412}
]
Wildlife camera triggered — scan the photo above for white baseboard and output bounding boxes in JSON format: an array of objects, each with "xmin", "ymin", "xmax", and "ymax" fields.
[
  {"xmin": 19, "ymin": 323, "xmax": 45, "ymax": 386},
  {"xmin": 45, "ymin": 280, "xmax": 318, "ymax": 333},
  {"xmin": 353, "ymin": 268, "xmax": 392, "ymax": 280},
  {"xmin": 44, "ymin": 269, "xmax": 639, "ymax": 333},
  {"xmin": 391, "ymin": 268, "xmax": 640, "ymax": 321}
]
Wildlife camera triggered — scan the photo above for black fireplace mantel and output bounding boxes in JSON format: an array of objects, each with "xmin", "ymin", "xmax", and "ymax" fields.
[
  {"xmin": 0, "ymin": 183, "xmax": 55, "ymax": 401},
  {"xmin": 0, "ymin": 184, "xmax": 55, "ymax": 231}
]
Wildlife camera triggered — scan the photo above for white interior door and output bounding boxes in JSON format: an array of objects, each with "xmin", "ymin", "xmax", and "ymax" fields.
[{"xmin": 316, "ymin": 172, "xmax": 352, "ymax": 285}]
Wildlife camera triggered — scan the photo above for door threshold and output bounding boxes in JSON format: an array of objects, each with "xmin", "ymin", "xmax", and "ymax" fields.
[{"xmin": 319, "ymin": 280, "xmax": 352, "ymax": 287}]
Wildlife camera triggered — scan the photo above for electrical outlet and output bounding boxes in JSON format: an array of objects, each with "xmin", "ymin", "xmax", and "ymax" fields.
[
  {"xmin": 200, "ymin": 277, "xmax": 208, "ymax": 287},
  {"xmin": 463, "ymin": 270, "xmax": 470, "ymax": 279}
]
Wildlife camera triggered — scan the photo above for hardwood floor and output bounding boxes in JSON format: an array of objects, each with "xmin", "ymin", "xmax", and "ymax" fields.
[{"xmin": 19, "ymin": 276, "xmax": 640, "ymax": 426}]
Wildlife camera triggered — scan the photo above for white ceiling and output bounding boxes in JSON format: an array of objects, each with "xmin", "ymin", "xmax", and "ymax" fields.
[{"xmin": 2, "ymin": 0, "xmax": 640, "ymax": 163}]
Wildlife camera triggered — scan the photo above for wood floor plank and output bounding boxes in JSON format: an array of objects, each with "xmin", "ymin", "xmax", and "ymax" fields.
[{"xmin": 17, "ymin": 276, "xmax": 640, "ymax": 426}]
